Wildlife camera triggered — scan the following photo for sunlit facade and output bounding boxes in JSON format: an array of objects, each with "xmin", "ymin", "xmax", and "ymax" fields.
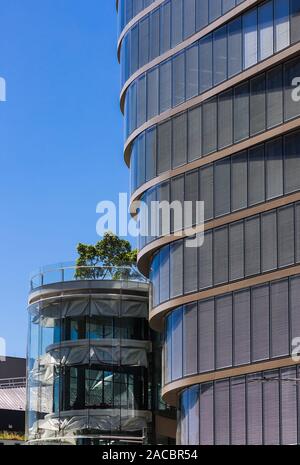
[{"xmin": 118, "ymin": 0, "xmax": 300, "ymax": 444}]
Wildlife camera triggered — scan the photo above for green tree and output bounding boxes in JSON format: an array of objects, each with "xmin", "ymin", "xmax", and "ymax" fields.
[{"xmin": 75, "ymin": 232, "xmax": 138, "ymax": 280}]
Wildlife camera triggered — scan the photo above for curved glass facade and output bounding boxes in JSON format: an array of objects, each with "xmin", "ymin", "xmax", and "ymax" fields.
[
  {"xmin": 130, "ymin": 55, "xmax": 300, "ymax": 195},
  {"xmin": 26, "ymin": 265, "xmax": 153, "ymax": 445},
  {"xmin": 124, "ymin": 0, "xmax": 300, "ymax": 140},
  {"xmin": 118, "ymin": 0, "xmax": 157, "ymax": 36},
  {"xmin": 120, "ymin": 0, "xmax": 247, "ymax": 86},
  {"xmin": 179, "ymin": 366, "xmax": 300, "ymax": 445}
]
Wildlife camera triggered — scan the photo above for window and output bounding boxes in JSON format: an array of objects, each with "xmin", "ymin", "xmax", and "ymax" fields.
[
  {"xmin": 131, "ymin": 25, "xmax": 139, "ymax": 75},
  {"xmin": 248, "ymin": 145, "xmax": 265, "ymax": 206},
  {"xmin": 290, "ymin": 276, "xmax": 300, "ymax": 341},
  {"xmin": 290, "ymin": 0, "xmax": 300, "ymax": 44},
  {"xmin": 209, "ymin": 0, "xmax": 222, "ymax": 23},
  {"xmin": 218, "ymin": 89, "xmax": 233, "ymax": 150},
  {"xmin": 267, "ymin": 65, "xmax": 283, "ymax": 129},
  {"xmin": 202, "ymin": 97, "xmax": 217, "ymax": 155},
  {"xmin": 233, "ymin": 290, "xmax": 250, "ymax": 366},
  {"xmin": 284, "ymin": 132, "xmax": 300, "ymax": 194},
  {"xmin": 261, "ymin": 210, "xmax": 277, "ymax": 272},
  {"xmin": 160, "ymin": 1, "xmax": 171, "ymax": 54},
  {"xmin": 271, "ymin": 280, "xmax": 289, "ymax": 357},
  {"xmin": 165, "ymin": 315, "xmax": 172, "ymax": 383},
  {"xmin": 223, "ymin": 0, "xmax": 236, "ymax": 13},
  {"xmin": 231, "ymin": 151, "xmax": 247, "ymax": 211},
  {"xmin": 151, "ymin": 252, "xmax": 160, "ymax": 308},
  {"xmin": 186, "ymin": 44, "xmax": 199, "ymax": 100},
  {"xmin": 284, "ymin": 57, "xmax": 300, "ymax": 121},
  {"xmin": 196, "ymin": 0, "xmax": 208, "ymax": 32},
  {"xmin": 185, "ymin": 170, "xmax": 199, "ymax": 227},
  {"xmin": 251, "ymin": 285, "xmax": 270, "ymax": 361},
  {"xmin": 245, "ymin": 216, "xmax": 260, "ymax": 277},
  {"xmin": 199, "ymin": 230, "xmax": 213, "ymax": 289},
  {"xmin": 234, "ymin": 82, "xmax": 249, "ymax": 143},
  {"xmin": 258, "ymin": 1, "xmax": 274, "ymax": 61},
  {"xmin": 278, "ymin": 205, "xmax": 295, "ymax": 267},
  {"xmin": 200, "ymin": 165, "xmax": 213, "ymax": 221},
  {"xmin": 157, "ymin": 120, "xmax": 171, "ymax": 174},
  {"xmin": 171, "ymin": 308, "xmax": 183, "ymax": 380},
  {"xmin": 136, "ymin": 134, "xmax": 145, "ymax": 188},
  {"xmin": 274, "ymin": 0, "xmax": 290, "ymax": 51},
  {"xmin": 214, "ymin": 226, "xmax": 229, "ymax": 285},
  {"xmin": 213, "ymin": 25, "xmax": 227, "ymax": 86},
  {"xmin": 199, "ymin": 383, "xmax": 214, "ymax": 444},
  {"xmin": 198, "ymin": 300, "xmax": 214, "ymax": 372},
  {"xmin": 184, "ymin": 236, "xmax": 198, "ymax": 294},
  {"xmin": 183, "ymin": 303, "xmax": 198, "ymax": 375},
  {"xmin": 145, "ymin": 127, "xmax": 156, "ymax": 182},
  {"xmin": 216, "ymin": 295, "xmax": 232, "ymax": 369},
  {"xmin": 250, "ymin": 74, "xmax": 266, "ymax": 136},
  {"xmin": 188, "ymin": 106, "xmax": 201, "ymax": 162},
  {"xmin": 139, "ymin": 17, "xmax": 149, "ymax": 68},
  {"xmin": 149, "ymin": 9, "xmax": 160, "ymax": 60},
  {"xmin": 243, "ymin": 9, "xmax": 258, "ymax": 69},
  {"xmin": 170, "ymin": 241, "xmax": 183, "ymax": 298},
  {"xmin": 215, "ymin": 380, "xmax": 230, "ymax": 444},
  {"xmin": 137, "ymin": 75, "xmax": 146, "ymax": 127},
  {"xmin": 171, "ymin": 0, "xmax": 183, "ymax": 47},
  {"xmin": 172, "ymin": 113, "xmax": 187, "ymax": 168},
  {"xmin": 172, "ymin": 52, "xmax": 185, "ymax": 107},
  {"xmin": 231, "ymin": 377, "xmax": 246, "ymax": 444},
  {"xmin": 159, "ymin": 246, "xmax": 170, "ymax": 304},
  {"xmin": 263, "ymin": 371, "xmax": 280, "ymax": 444},
  {"xmin": 159, "ymin": 60, "xmax": 172, "ymax": 113},
  {"xmin": 171, "ymin": 175, "xmax": 184, "ymax": 233},
  {"xmin": 214, "ymin": 158, "xmax": 230, "ymax": 217},
  {"xmin": 147, "ymin": 67, "xmax": 159, "ymax": 120},
  {"xmin": 199, "ymin": 34, "xmax": 213, "ymax": 93},
  {"xmin": 228, "ymin": 17, "xmax": 242, "ymax": 78},
  {"xmin": 129, "ymin": 83, "xmax": 137, "ymax": 135},
  {"xmin": 229, "ymin": 221, "xmax": 244, "ymax": 281},
  {"xmin": 266, "ymin": 138, "xmax": 283, "ymax": 200},
  {"xmin": 281, "ymin": 367, "xmax": 298, "ymax": 445},
  {"xmin": 247, "ymin": 373, "xmax": 263, "ymax": 444},
  {"xmin": 183, "ymin": 0, "xmax": 196, "ymax": 39}
]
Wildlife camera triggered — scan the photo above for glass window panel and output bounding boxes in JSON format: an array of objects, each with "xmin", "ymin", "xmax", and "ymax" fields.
[
  {"xmin": 139, "ymin": 17, "xmax": 149, "ymax": 68},
  {"xmin": 145, "ymin": 127, "xmax": 156, "ymax": 182},
  {"xmin": 234, "ymin": 82, "xmax": 249, "ymax": 143},
  {"xmin": 159, "ymin": 60, "xmax": 172, "ymax": 113},
  {"xmin": 223, "ymin": 0, "xmax": 236, "ymax": 13},
  {"xmin": 261, "ymin": 210, "xmax": 277, "ymax": 272},
  {"xmin": 209, "ymin": 0, "xmax": 222, "ymax": 23},
  {"xmin": 150, "ymin": 9, "xmax": 160, "ymax": 61},
  {"xmin": 258, "ymin": 1, "xmax": 274, "ymax": 61},
  {"xmin": 136, "ymin": 133, "xmax": 146, "ymax": 188},
  {"xmin": 172, "ymin": 113, "xmax": 187, "ymax": 168},
  {"xmin": 218, "ymin": 89, "xmax": 233, "ymax": 150},
  {"xmin": 213, "ymin": 25, "xmax": 227, "ymax": 86},
  {"xmin": 165, "ymin": 314, "xmax": 172, "ymax": 383},
  {"xmin": 229, "ymin": 221, "xmax": 244, "ymax": 281},
  {"xmin": 284, "ymin": 131, "xmax": 300, "ymax": 194},
  {"xmin": 180, "ymin": 390, "xmax": 189, "ymax": 444},
  {"xmin": 216, "ymin": 294, "xmax": 232, "ymax": 369},
  {"xmin": 185, "ymin": 170, "xmax": 199, "ymax": 228},
  {"xmin": 157, "ymin": 181, "xmax": 170, "ymax": 236},
  {"xmin": 151, "ymin": 252, "xmax": 160, "ymax": 307},
  {"xmin": 231, "ymin": 377, "xmax": 246, "ymax": 445},
  {"xmin": 183, "ymin": 303, "xmax": 198, "ymax": 376},
  {"xmin": 214, "ymin": 158, "xmax": 230, "ymax": 217},
  {"xmin": 170, "ymin": 241, "xmax": 183, "ymax": 298},
  {"xmin": 263, "ymin": 371, "xmax": 280, "ymax": 445},
  {"xmin": 246, "ymin": 373, "xmax": 263, "ymax": 444},
  {"xmin": 231, "ymin": 151, "xmax": 247, "ymax": 211},
  {"xmin": 233, "ymin": 290, "xmax": 251, "ymax": 366},
  {"xmin": 196, "ymin": 0, "xmax": 208, "ymax": 32},
  {"xmin": 228, "ymin": 17, "xmax": 242, "ymax": 78},
  {"xmin": 170, "ymin": 175, "xmax": 184, "ymax": 233},
  {"xmin": 200, "ymin": 165, "xmax": 213, "ymax": 221},
  {"xmin": 281, "ymin": 367, "xmax": 298, "ymax": 445},
  {"xmin": 160, "ymin": 1, "xmax": 171, "ymax": 54},
  {"xmin": 266, "ymin": 138, "xmax": 283, "ymax": 200},
  {"xmin": 157, "ymin": 120, "xmax": 171, "ymax": 174},
  {"xmin": 267, "ymin": 65, "xmax": 283, "ymax": 129},
  {"xmin": 183, "ymin": 0, "xmax": 196, "ymax": 39},
  {"xmin": 215, "ymin": 380, "xmax": 230, "ymax": 445},
  {"xmin": 202, "ymin": 97, "xmax": 217, "ymax": 155},
  {"xmin": 214, "ymin": 226, "xmax": 229, "ymax": 285},
  {"xmin": 188, "ymin": 385, "xmax": 199, "ymax": 445},
  {"xmin": 198, "ymin": 300, "xmax": 215, "ymax": 373},
  {"xmin": 290, "ymin": 275, "xmax": 300, "ymax": 343},
  {"xmin": 271, "ymin": 280, "xmax": 289, "ymax": 358},
  {"xmin": 147, "ymin": 67, "xmax": 159, "ymax": 120},
  {"xmin": 130, "ymin": 25, "xmax": 139, "ymax": 75},
  {"xmin": 160, "ymin": 246, "xmax": 170, "ymax": 304},
  {"xmin": 188, "ymin": 106, "xmax": 201, "ymax": 162},
  {"xmin": 186, "ymin": 44, "xmax": 199, "ymax": 100},
  {"xmin": 129, "ymin": 82, "xmax": 137, "ymax": 134},
  {"xmin": 171, "ymin": 0, "xmax": 183, "ymax": 47},
  {"xmin": 199, "ymin": 383, "xmax": 214, "ymax": 444},
  {"xmin": 243, "ymin": 9, "xmax": 258, "ymax": 69},
  {"xmin": 199, "ymin": 34, "xmax": 213, "ymax": 93},
  {"xmin": 250, "ymin": 74, "xmax": 266, "ymax": 136},
  {"xmin": 295, "ymin": 202, "xmax": 300, "ymax": 262},
  {"xmin": 274, "ymin": 0, "xmax": 290, "ymax": 52},
  {"xmin": 278, "ymin": 205, "xmax": 295, "ymax": 267},
  {"xmin": 137, "ymin": 75, "xmax": 146, "ymax": 128},
  {"xmin": 290, "ymin": 0, "xmax": 300, "ymax": 44},
  {"xmin": 199, "ymin": 230, "xmax": 213, "ymax": 289},
  {"xmin": 171, "ymin": 308, "xmax": 183, "ymax": 380},
  {"xmin": 284, "ymin": 57, "xmax": 300, "ymax": 121},
  {"xmin": 184, "ymin": 237, "xmax": 198, "ymax": 294},
  {"xmin": 172, "ymin": 52, "xmax": 185, "ymax": 107},
  {"xmin": 248, "ymin": 145, "xmax": 265, "ymax": 206},
  {"xmin": 251, "ymin": 285, "xmax": 270, "ymax": 361},
  {"xmin": 245, "ymin": 216, "xmax": 260, "ymax": 277}
]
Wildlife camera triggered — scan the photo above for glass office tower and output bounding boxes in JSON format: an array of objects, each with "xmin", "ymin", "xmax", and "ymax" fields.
[
  {"xmin": 118, "ymin": 0, "xmax": 300, "ymax": 444},
  {"xmin": 26, "ymin": 263, "xmax": 155, "ymax": 445}
]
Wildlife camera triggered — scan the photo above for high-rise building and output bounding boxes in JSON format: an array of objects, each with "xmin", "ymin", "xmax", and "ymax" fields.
[
  {"xmin": 118, "ymin": 0, "xmax": 300, "ymax": 444},
  {"xmin": 26, "ymin": 263, "xmax": 175, "ymax": 444}
]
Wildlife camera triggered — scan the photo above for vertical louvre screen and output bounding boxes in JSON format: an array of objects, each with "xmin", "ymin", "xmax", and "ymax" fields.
[
  {"xmin": 261, "ymin": 210, "xmax": 277, "ymax": 272},
  {"xmin": 185, "ymin": 170, "xmax": 199, "ymax": 228},
  {"xmin": 270, "ymin": 280, "xmax": 289, "ymax": 358},
  {"xmin": 147, "ymin": 67, "xmax": 159, "ymax": 120},
  {"xmin": 251, "ymin": 285, "xmax": 270, "ymax": 361},
  {"xmin": 170, "ymin": 175, "xmax": 184, "ymax": 233},
  {"xmin": 145, "ymin": 127, "xmax": 156, "ymax": 182},
  {"xmin": 183, "ymin": 303, "xmax": 198, "ymax": 377},
  {"xmin": 198, "ymin": 299, "xmax": 214, "ymax": 373},
  {"xmin": 233, "ymin": 290, "xmax": 251, "ymax": 366}
]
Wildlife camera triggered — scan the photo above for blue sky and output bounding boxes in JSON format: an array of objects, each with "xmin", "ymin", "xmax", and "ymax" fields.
[{"xmin": 0, "ymin": 0, "xmax": 129, "ymax": 357}]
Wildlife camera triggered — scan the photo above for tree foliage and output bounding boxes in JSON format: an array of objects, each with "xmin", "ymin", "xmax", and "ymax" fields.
[{"xmin": 75, "ymin": 232, "xmax": 138, "ymax": 280}]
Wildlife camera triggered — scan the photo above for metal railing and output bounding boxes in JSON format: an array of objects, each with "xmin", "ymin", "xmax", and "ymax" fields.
[
  {"xmin": 30, "ymin": 263, "xmax": 148, "ymax": 290},
  {"xmin": 0, "ymin": 377, "xmax": 26, "ymax": 389}
]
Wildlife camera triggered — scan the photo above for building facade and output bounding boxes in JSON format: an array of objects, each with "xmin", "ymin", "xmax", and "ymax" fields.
[
  {"xmin": 26, "ymin": 263, "xmax": 175, "ymax": 445},
  {"xmin": 117, "ymin": 0, "xmax": 300, "ymax": 444}
]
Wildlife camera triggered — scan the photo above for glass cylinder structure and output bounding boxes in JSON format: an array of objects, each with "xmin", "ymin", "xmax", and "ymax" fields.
[{"xmin": 26, "ymin": 263, "xmax": 154, "ymax": 445}]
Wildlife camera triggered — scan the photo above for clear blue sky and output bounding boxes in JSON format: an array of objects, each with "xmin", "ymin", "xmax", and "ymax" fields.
[{"xmin": 0, "ymin": 1, "xmax": 129, "ymax": 357}]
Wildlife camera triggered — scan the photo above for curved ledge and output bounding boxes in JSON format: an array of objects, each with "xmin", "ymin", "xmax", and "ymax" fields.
[
  {"xmin": 119, "ymin": 0, "xmax": 260, "ymax": 111},
  {"xmin": 123, "ymin": 41, "xmax": 300, "ymax": 167},
  {"xmin": 117, "ymin": 0, "xmax": 165, "ymax": 62},
  {"xmin": 149, "ymin": 264, "xmax": 300, "ymax": 332},
  {"xmin": 162, "ymin": 357, "xmax": 299, "ymax": 406},
  {"xmin": 46, "ymin": 338, "xmax": 152, "ymax": 354},
  {"xmin": 137, "ymin": 191, "xmax": 300, "ymax": 277},
  {"xmin": 130, "ymin": 117, "xmax": 300, "ymax": 209}
]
